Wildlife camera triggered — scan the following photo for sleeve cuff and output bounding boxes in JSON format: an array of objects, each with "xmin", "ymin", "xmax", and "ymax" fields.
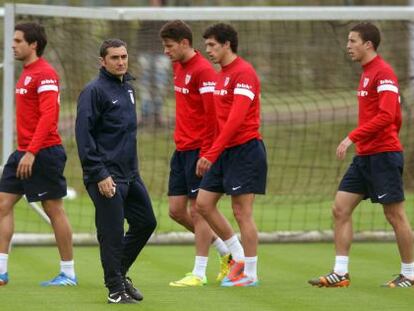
[
  {"xmin": 92, "ymin": 168, "xmax": 111, "ymax": 183},
  {"xmin": 26, "ymin": 147, "xmax": 39, "ymax": 155}
]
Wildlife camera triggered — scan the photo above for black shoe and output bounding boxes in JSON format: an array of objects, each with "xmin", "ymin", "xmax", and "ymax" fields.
[
  {"xmin": 107, "ymin": 291, "xmax": 138, "ymax": 304},
  {"xmin": 382, "ymin": 274, "xmax": 414, "ymax": 288},
  {"xmin": 124, "ymin": 277, "xmax": 143, "ymax": 301},
  {"xmin": 308, "ymin": 272, "xmax": 350, "ymax": 287}
]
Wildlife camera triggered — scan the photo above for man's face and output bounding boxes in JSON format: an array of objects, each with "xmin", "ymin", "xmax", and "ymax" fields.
[
  {"xmin": 162, "ymin": 38, "xmax": 186, "ymax": 62},
  {"xmin": 100, "ymin": 46, "xmax": 128, "ymax": 78},
  {"xmin": 347, "ymin": 31, "xmax": 370, "ymax": 62},
  {"xmin": 12, "ymin": 30, "xmax": 36, "ymax": 61},
  {"xmin": 204, "ymin": 37, "xmax": 227, "ymax": 64}
]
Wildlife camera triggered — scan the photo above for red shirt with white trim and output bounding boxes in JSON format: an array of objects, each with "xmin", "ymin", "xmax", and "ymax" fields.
[
  {"xmin": 15, "ymin": 57, "xmax": 62, "ymax": 155},
  {"xmin": 348, "ymin": 55, "xmax": 402, "ymax": 155},
  {"xmin": 203, "ymin": 56, "xmax": 262, "ymax": 163},
  {"xmin": 173, "ymin": 51, "xmax": 217, "ymax": 156}
]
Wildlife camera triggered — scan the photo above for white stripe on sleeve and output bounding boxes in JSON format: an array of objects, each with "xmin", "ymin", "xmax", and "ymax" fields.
[
  {"xmin": 199, "ymin": 86, "xmax": 215, "ymax": 94},
  {"xmin": 37, "ymin": 85, "xmax": 59, "ymax": 93},
  {"xmin": 234, "ymin": 88, "xmax": 255, "ymax": 100},
  {"xmin": 377, "ymin": 84, "xmax": 398, "ymax": 94}
]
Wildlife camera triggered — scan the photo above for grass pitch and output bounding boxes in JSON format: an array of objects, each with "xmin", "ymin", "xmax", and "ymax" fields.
[{"xmin": 1, "ymin": 244, "xmax": 414, "ymax": 311}]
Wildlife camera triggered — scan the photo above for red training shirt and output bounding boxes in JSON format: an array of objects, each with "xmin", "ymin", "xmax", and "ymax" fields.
[
  {"xmin": 348, "ymin": 55, "xmax": 402, "ymax": 155},
  {"xmin": 203, "ymin": 56, "xmax": 262, "ymax": 163},
  {"xmin": 15, "ymin": 57, "xmax": 62, "ymax": 155},
  {"xmin": 173, "ymin": 51, "xmax": 217, "ymax": 156}
]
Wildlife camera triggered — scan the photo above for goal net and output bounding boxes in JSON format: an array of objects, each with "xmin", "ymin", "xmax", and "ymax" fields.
[{"xmin": 2, "ymin": 4, "xmax": 414, "ymax": 244}]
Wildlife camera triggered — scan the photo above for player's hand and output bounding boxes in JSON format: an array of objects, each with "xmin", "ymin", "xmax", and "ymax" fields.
[
  {"xmin": 98, "ymin": 176, "xmax": 117, "ymax": 198},
  {"xmin": 196, "ymin": 157, "xmax": 212, "ymax": 177},
  {"xmin": 336, "ymin": 136, "xmax": 353, "ymax": 160},
  {"xmin": 16, "ymin": 152, "xmax": 35, "ymax": 180}
]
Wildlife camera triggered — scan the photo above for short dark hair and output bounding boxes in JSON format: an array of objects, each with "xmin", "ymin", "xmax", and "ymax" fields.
[
  {"xmin": 203, "ymin": 23, "xmax": 238, "ymax": 53},
  {"xmin": 159, "ymin": 20, "xmax": 193, "ymax": 46},
  {"xmin": 99, "ymin": 39, "xmax": 127, "ymax": 57},
  {"xmin": 351, "ymin": 22, "xmax": 381, "ymax": 51},
  {"xmin": 15, "ymin": 22, "xmax": 47, "ymax": 57}
]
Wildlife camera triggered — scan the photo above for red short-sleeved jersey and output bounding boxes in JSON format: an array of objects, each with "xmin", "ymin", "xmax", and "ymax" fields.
[
  {"xmin": 349, "ymin": 55, "xmax": 402, "ymax": 155},
  {"xmin": 15, "ymin": 57, "xmax": 62, "ymax": 154}
]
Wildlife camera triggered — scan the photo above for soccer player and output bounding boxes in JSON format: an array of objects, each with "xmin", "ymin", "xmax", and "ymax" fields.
[
  {"xmin": 0, "ymin": 22, "xmax": 77, "ymax": 287},
  {"xmin": 308, "ymin": 22, "xmax": 414, "ymax": 288},
  {"xmin": 75, "ymin": 39, "xmax": 156, "ymax": 303},
  {"xmin": 196, "ymin": 23, "xmax": 267, "ymax": 287},
  {"xmin": 159, "ymin": 20, "xmax": 231, "ymax": 287}
]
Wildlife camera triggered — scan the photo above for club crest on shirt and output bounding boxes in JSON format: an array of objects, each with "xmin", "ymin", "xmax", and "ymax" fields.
[
  {"xmin": 24, "ymin": 76, "xmax": 32, "ymax": 86},
  {"xmin": 128, "ymin": 89, "xmax": 135, "ymax": 104},
  {"xmin": 363, "ymin": 77, "xmax": 370, "ymax": 88},
  {"xmin": 185, "ymin": 74, "xmax": 191, "ymax": 85},
  {"xmin": 224, "ymin": 77, "xmax": 230, "ymax": 87}
]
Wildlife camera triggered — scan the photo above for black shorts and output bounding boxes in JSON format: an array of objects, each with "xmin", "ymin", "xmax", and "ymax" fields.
[
  {"xmin": 168, "ymin": 149, "xmax": 202, "ymax": 198},
  {"xmin": 0, "ymin": 145, "xmax": 67, "ymax": 202},
  {"xmin": 200, "ymin": 139, "xmax": 267, "ymax": 195},
  {"xmin": 338, "ymin": 152, "xmax": 404, "ymax": 204}
]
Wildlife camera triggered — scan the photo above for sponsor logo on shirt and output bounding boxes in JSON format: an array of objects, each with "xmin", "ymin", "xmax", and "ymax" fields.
[
  {"xmin": 214, "ymin": 89, "xmax": 228, "ymax": 96},
  {"xmin": 236, "ymin": 83, "xmax": 252, "ymax": 90},
  {"xmin": 357, "ymin": 90, "xmax": 368, "ymax": 97},
  {"xmin": 203, "ymin": 81, "xmax": 215, "ymax": 87},
  {"xmin": 174, "ymin": 85, "xmax": 190, "ymax": 94},
  {"xmin": 16, "ymin": 88, "xmax": 28, "ymax": 94},
  {"xmin": 363, "ymin": 77, "xmax": 369, "ymax": 88},
  {"xmin": 379, "ymin": 79, "xmax": 395, "ymax": 85},
  {"xmin": 24, "ymin": 76, "xmax": 32, "ymax": 86},
  {"xmin": 40, "ymin": 79, "xmax": 57, "ymax": 85}
]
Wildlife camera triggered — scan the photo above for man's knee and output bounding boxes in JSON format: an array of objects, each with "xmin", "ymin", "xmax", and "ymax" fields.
[
  {"xmin": 231, "ymin": 202, "xmax": 252, "ymax": 224},
  {"xmin": 196, "ymin": 190, "xmax": 221, "ymax": 216},
  {"xmin": 195, "ymin": 199, "xmax": 210, "ymax": 217},
  {"xmin": 190, "ymin": 206, "xmax": 205, "ymax": 224},
  {"xmin": 383, "ymin": 203, "xmax": 406, "ymax": 227},
  {"xmin": 332, "ymin": 200, "xmax": 354, "ymax": 222},
  {"xmin": 0, "ymin": 193, "xmax": 19, "ymax": 217},
  {"xmin": 42, "ymin": 200, "xmax": 66, "ymax": 219},
  {"xmin": 169, "ymin": 204, "xmax": 187, "ymax": 222},
  {"xmin": 332, "ymin": 204, "xmax": 349, "ymax": 222}
]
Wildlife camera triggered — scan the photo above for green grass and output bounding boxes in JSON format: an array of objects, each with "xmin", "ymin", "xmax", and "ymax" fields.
[{"xmin": 2, "ymin": 244, "xmax": 414, "ymax": 311}]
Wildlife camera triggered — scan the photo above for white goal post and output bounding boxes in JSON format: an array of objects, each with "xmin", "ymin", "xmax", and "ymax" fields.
[{"xmin": 2, "ymin": 4, "xmax": 414, "ymax": 245}]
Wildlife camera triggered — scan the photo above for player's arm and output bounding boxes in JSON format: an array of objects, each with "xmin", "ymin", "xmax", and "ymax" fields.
[
  {"xmin": 349, "ymin": 72, "xmax": 399, "ymax": 144},
  {"xmin": 348, "ymin": 92, "xmax": 398, "ymax": 142},
  {"xmin": 338, "ymin": 76, "xmax": 399, "ymax": 160},
  {"xmin": 197, "ymin": 80, "xmax": 255, "ymax": 176},
  {"xmin": 75, "ymin": 86, "xmax": 111, "ymax": 185},
  {"xmin": 17, "ymin": 77, "xmax": 59, "ymax": 179},
  {"xmin": 336, "ymin": 136, "xmax": 353, "ymax": 160},
  {"xmin": 198, "ymin": 69, "xmax": 217, "ymax": 157}
]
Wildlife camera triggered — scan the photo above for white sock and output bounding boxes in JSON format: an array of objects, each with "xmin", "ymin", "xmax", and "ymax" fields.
[
  {"xmin": 224, "ymin": 235, "xmax": 245, "ymax": 262},
  {"xmin": 213, "ymin": 237, "xmax": 230, "ymax": 257},
  {"xmin": 60, "ymin": 260, "xmax": 75, "ymax": 279},
  {"xmin": 244, "ymin": 256, "xmax": 258, "ymax": 281},
  {"xmin": 192, "ymin": 256, "xmax": 208, "ymax": 279},
  {"xmin": 333, "ymin": 256, "xmax": 349, "ymax": 275},
  {"xmin": 0, "ymin": 253, "xmax": 8, "ymax": 274},
  {"xmin": 401, "ymin": 262, "xmax": 414, "ymax": 280}
]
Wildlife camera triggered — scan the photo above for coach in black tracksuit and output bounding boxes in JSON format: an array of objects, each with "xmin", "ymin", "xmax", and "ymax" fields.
[{"xmin": 75, "ymin": 39, "xmax": 156, "ymax": 304}]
